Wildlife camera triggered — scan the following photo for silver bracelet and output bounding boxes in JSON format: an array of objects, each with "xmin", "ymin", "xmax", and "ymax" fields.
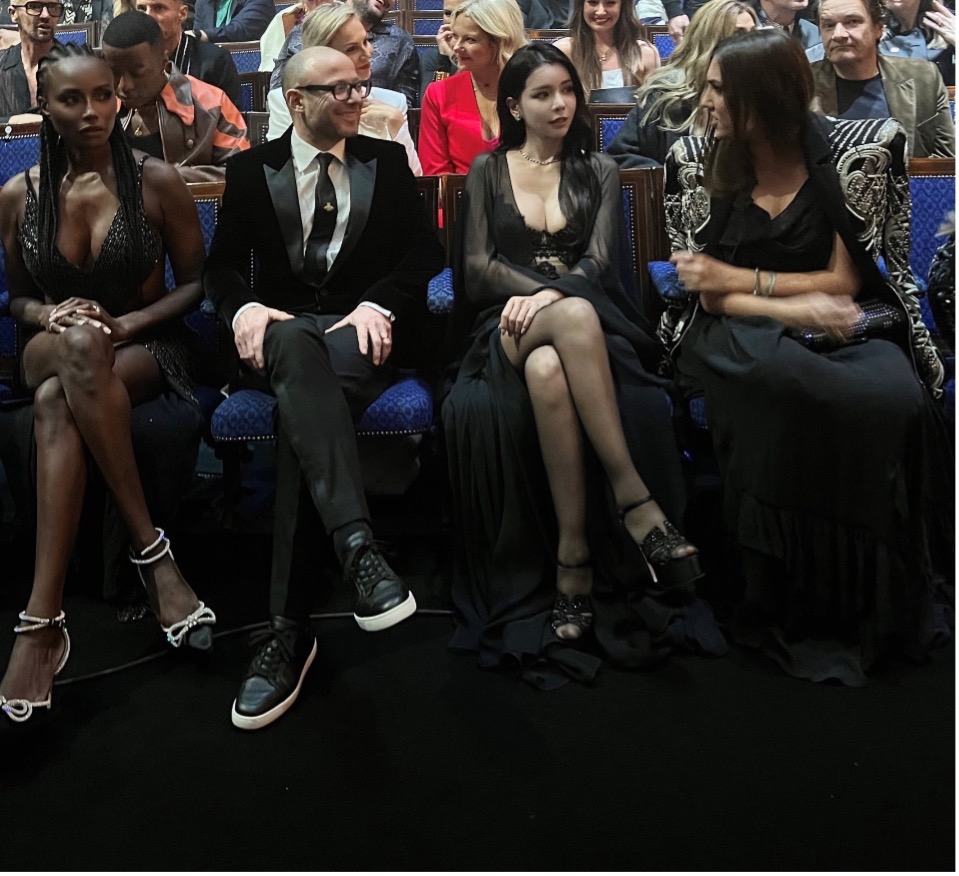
[
  {"xmin": 752, "ymin": 267, "xmax": 762, "ymax": 296},
  {"xmin": 763, "ymin": 270, "xmax": 777, "ymax": 298}
]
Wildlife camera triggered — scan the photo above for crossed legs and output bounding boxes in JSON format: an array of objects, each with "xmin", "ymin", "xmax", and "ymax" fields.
[
  {"xmin": 502, "ymin": 298, "xmax": 696, "ymax": 637},
  {"xmin": 0, "ymin": 326, "xmax": 203, "ymax": 705}
]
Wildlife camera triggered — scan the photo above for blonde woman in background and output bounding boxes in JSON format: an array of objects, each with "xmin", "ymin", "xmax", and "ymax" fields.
[
  {"xmin": 606, "ymin": 0, "xmax": 756, "ymax": 165},
  {"xmin": 418, "ymin": 0, "xmax": 528, "ymax": 174},
  {"xmin": 554, "ymin": 0, "xmax": 660, "ymax": 98},
  {"xmin": 265, "ymin": 2, "xmax": 422, "ymax": 174}
]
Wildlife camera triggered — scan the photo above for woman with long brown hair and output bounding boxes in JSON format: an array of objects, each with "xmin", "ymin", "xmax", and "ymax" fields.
[
  {"xmin": 664, "ymin": 29, "xmax": 951, "ymax": 684},
  {"xmin": 554, "ymin": 0, "xmax": 660, "ymax": 98}
]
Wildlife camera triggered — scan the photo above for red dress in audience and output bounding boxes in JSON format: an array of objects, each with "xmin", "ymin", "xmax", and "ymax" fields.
[{"xmin": 419, "ymin": 71, "xmax": 498, "ymax": 175}]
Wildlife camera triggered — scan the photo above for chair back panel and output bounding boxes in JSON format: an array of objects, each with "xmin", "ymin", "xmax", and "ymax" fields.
[
  {"xmin": 588, "ymin": 103, "xmax": 632, "ymax": 152},
  {"xmin": 223, "ymin": 41, "xmax": 262, "ymax": 73},
  {"xmin": 56, "ymin": 20, "xmax": 98, "ymax": 45},
  {"xmin": 618, "ymin": 167, "xmax": 668, "ymax": 306},
  {"xmin": 640, "ymin": 24, "xmax": 674, "ymax": 59},
  {"xmin": 238, "ymin": 70, "xmax": 270, "ymax": 112},
  {"xmin": 907, "ymin": 157, "xmax": 955, "ymax": 286},
  {"xmin": 245, "ymin": 110, "xmax": 270, "ymax": 146},
  {"xmin": 0, "ymin": 122, "xmax": 40, "ymax": 187}
]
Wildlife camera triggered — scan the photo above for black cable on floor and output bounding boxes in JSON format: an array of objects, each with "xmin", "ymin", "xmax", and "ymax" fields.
[{"xmin": 53, "ymin": 609, "xmax": 454, "ymax": 687}]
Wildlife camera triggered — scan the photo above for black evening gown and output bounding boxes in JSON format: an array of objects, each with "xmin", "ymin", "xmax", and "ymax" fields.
[
  {"xmin": 443, "ymin": 151, "xmax": 726, "ymax": 688},
  {"xmin": 674, "ymin": 180, "xmax": 953, "ymax": 685}
]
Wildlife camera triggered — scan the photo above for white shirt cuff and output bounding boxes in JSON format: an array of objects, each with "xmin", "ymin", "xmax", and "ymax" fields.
[
  {"xmin": 359, "ymin": 301, "xmax": 395, "ymax": 322},
  {"xmin": 231, "ymin": 301, "xmax": 265, "ymax": 331}
]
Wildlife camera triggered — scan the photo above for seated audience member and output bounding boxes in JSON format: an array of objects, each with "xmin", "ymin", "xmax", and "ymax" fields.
[
  {"xmin": 419, "ymin": 0, "xmax": 528, "ymax": 174},
  {"xmin": 607, "ymin": 0, "xmax": 756, "ymax": 166},
  {"xmin": 205, "ymin": 46, "xmax": 444, "ymax": 730},
  {"xmin": 881, "ymin": 0, "xmax": 955, "ymax": 85},
  {"xmin": 664, "ymin": 29, "xmax": 951, "ymax": 685},
  {"xmin": 554, "ymin": 0, "xmax": 660, "ymax": 99},
  {"xmin": 350, "ymin": 0, "xmax": 419, "ymax": 106},
  {"xmin": 444, "ymin": 43, "xmax": 719, "ymax": 686},
  {"xmin": 62, "ymin": 0, "xmax": 115, "ymax": 28},
  {"xmin": 662, "ymin": 0, "xmax": 714, "ymax": 42},
  {"xmin": 0, "ymin": 44, "xmax": 217, "ymax": 724},
  {"xmin": 810, "ymin": 0, "xmax": 954, "ymax": 156},
  {"xmin": 0, "ymin": 0, "xmax": 60, "ymax": 123},
  {"xmin": 266, "ymin": 3, "xmax": 421, "ymax": 174},
  {"xmin": 136, "ymin": 0, "xmax": 242, "ymax": 108},
  {"xmin": 271, "ymin": 0, "xmax": 420, "ymax": 107},
  {"xmin": 420, "ymin": 0, "xmax": 461, "ymax": 87},
  {"xmin": 751, "ymin": 0, "xmax": 822, "ymax": 50},
  {"xmin": 191, "ymin": 0, "xmax": 273, "ymax": 42},
  {"xmin": 517, "ymin": 0, "xmax": 552, "ymax": 26},
  {"xmin": 101, "ymin": 11, "xmax": 248, "ymax": 182},
  {"xmin": 259, "ymin": 0, "xmax": 327, "ymax": 72}
]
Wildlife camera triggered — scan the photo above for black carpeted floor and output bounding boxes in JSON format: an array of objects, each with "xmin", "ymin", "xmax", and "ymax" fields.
[{"xmin": 0, "ymin": 528, "xmax": 954, "ymax": 872}]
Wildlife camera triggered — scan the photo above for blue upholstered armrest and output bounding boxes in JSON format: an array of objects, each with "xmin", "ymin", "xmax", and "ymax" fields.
[{"xmin": 649, "ymin": 261, "xmax": 686, "ymax": 302}]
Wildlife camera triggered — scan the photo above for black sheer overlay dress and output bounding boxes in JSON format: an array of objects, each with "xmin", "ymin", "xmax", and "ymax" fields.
[
  {"xmin": 442, "ymin": 151, "xmax": 727, "ymax": 689},
  {"xmin": 674, "ymin": 179, "xmax": 953, "ymax": 685},
  {"xmin": 17, "ymin": 160, "xmax": 196, "ymax": 404}
]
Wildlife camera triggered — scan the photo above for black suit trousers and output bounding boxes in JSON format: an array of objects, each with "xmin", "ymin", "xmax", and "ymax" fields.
[{"xmin": 261, "ymin": 312, "xmax": 396, "ymax": 621}]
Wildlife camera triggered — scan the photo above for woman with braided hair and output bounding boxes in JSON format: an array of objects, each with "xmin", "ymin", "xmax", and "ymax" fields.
[{"xmin": 0, "ymin": 42, "xmax": 216, "ymax": 723}]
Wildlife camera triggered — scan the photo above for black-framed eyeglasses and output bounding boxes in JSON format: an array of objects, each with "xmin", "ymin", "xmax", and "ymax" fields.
[
  {"xmin": 13, "ymin": 1, "xmax": 64, "ymax": 15},
  {"xmin": 293, "ymin": 79, "xmax": 372, "ymax": 101}
]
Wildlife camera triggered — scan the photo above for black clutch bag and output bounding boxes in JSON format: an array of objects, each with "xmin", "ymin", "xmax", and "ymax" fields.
[{"xmin": 786, "ymin": 298, "xmax": 906, "ymax": 351}]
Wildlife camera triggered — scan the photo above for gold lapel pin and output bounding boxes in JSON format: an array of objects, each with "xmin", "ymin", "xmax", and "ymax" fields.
[{"xmin": 323, "ymin": 202, "xmax": 335, "ymax": 212}]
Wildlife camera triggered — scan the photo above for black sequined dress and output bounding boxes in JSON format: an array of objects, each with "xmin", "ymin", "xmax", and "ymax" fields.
[{"xmin": 18, "ymin": 161, "xmax": 196, "ymax": 403}]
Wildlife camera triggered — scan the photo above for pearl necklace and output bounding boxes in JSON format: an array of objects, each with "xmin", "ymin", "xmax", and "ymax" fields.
[{"xmin": 518, "ymin": 148, "xmax": 560, "ymax": 166}]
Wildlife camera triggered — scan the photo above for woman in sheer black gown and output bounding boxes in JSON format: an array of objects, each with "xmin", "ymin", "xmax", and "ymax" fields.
[
  {"xmin": 663, "ymin": 30, "xmax": 953, "ymax": 684},
  {"xmin": 443, "ymin": 43, "xmax": 725, "ymax": 688}
]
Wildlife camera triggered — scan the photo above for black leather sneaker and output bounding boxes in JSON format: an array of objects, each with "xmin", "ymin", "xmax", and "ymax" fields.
[
  {"xmin": 231, "ymin": 616, "xmax": 317, "ymax": 730},
  {"xmin": 342, "ymin": 536, "xmax": 417, "ymax": 632}
]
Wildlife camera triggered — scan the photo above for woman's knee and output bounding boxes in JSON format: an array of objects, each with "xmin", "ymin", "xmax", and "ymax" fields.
[
  {"xmin": 525, "ymin": 346, "xmax": 568, "ymax": 401},
  {"xmin": 57, "ymin": 325, "xmax": 114, "ymax": 388},
  {"xmin": 33, "ymin": 376, "xmax": 72, "ymax": 431},
  {"xmin": 549, "ymin": 297, "xmax": 602, "ymax": 340}
]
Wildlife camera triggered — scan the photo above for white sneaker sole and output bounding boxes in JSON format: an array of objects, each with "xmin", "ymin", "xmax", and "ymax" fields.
[
  {"xmin": 355, "ymin": 591, "xmax": 417, "ymax": 632},
  {"xmin": 230, "ymin": 638, "xmax": 317, "ymax": 731}
]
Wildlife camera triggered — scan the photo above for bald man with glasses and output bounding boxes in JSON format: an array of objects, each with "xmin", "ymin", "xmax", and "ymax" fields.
[
  {"xmin": 205, "ymin": 46, "xmax": 444, "ymax": 731},
  {"xmin": 0, "ymin": 0, "xmax": 61, "ymax": 123}
]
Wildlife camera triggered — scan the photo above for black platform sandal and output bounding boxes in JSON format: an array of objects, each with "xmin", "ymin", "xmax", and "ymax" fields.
[
  {"xmin": 619, "ymin": 496, "xmax": 704, "ymax": 590},
  {"xmin": 552, "ymin": 559, "xmax": 594, "ymax": 641}
]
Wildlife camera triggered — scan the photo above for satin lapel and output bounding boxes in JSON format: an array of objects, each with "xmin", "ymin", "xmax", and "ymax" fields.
[
  {"xmin": 264, "ymin": 156, "xmax": 304, "ymax": 277},
  {"xmin": 324, "ymin": 152, "xmax": 376, "ymax": 287}
]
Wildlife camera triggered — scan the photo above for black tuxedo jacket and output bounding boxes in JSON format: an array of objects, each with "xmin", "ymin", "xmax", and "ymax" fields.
[{"xmin": 204, "ymin": 130, "xmax": 444, "ymax": 365}]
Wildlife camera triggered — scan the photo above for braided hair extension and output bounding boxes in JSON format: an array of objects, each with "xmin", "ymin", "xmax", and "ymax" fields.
[{"xmin": 35, "ymin": 42, "xmax": 150, "ymax": 285}]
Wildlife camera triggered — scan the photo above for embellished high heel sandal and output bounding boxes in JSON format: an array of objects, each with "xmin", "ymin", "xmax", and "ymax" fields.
[
  {"xmin": 552, "ymin": 558, "xmax": 594, "ymax": 641},
  {"xmin": 129, "ymin": 527, "xmax": 216, "ymax": 652},
  {"xmin": 620, "ymin": 496, "xmax": 703, "ymax": 590},
  {"xmin": 0, "ymin": 610, "xmax": 71, "ymax": 723}
]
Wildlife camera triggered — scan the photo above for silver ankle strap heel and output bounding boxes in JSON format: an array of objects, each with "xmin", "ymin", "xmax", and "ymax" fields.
[
  {"xmin": 0, "ymin": 610, "xmax": 71, "ymax": 723},
  {"xmin": 130, "ymin": 528, "xmax": 216, "ymax": 649}
]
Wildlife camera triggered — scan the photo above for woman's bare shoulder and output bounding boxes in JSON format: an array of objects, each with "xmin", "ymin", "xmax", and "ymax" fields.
[
  {"xmin": 553, "ymin": 36, "xmax": 573, "ymax": 54},
  {"xmin": 0, "ymin": 167, "xmax": 34, "ymax": 221}
]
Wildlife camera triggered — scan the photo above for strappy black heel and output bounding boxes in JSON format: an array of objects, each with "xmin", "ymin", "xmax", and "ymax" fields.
[
  {"xmin": 619, "ymin": 496, "xmax": 703, "ymax": 590},
  {"xmin": 552, "ymin": 558, "xmax": 594, "ymax": 640}
]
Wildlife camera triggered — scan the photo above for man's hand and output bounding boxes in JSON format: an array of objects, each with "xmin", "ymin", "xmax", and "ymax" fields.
[
  {"xmin": 437, "ymin": 22, "xmax": 456, "ymax": 58},
  {"xmin": 667, "ymin": 14, "xmax": 688, "ymax": 43},
  {"xmin": 325, "ymin": 305, "xmax": 394, "ymax": 365},
  {"xmin": 234, "ymin": 304, "xmax": 294, "ymax": 372}
]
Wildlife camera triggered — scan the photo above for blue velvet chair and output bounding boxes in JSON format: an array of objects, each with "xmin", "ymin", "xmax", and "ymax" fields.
[{"xmin": 0, "ymin": 121, "xmax": 40, "ymax": 187}]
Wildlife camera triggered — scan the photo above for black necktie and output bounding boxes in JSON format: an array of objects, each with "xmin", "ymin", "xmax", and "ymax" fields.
[{"xmin": 304, "ymin": 152, "xmax": 338, "ymax": 284}]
